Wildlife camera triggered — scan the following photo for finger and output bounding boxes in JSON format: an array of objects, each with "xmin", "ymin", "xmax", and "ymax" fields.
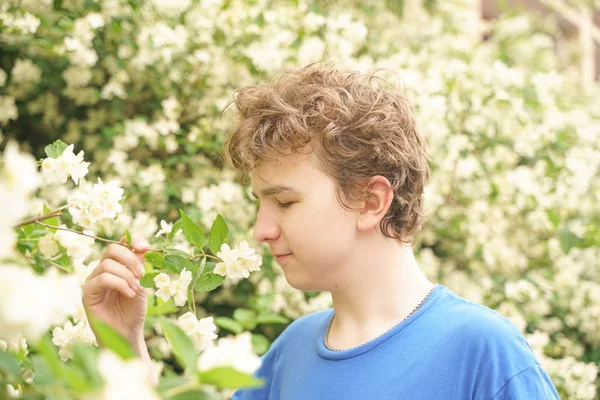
[
  {"xmin": 131, "ymin": 234, "xmax": 149, "ymax": 253},
  {"xmin": 85, "ymin": 259, "xmax": 143, "ymax": 292},
  {"xmin": 84, "ymin": 272, "xmax": 137, "ymax": 299},
  {"xmin": 130, "ymin": 234, "xmax": 149, "ymax": 265},
  {"xmin": 101, "ymin": 243, "xmax": 146, "ymax": 279}
]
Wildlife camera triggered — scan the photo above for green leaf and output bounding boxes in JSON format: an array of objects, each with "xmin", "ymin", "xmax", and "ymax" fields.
[
  {"xmin": 167, "ymin": 390, "xmax": 221, "ymax": 400},
  {"xmin": 194, "ymin": 272, "xmax": 225, "ymax": 292},
  {"xmin": 208, "ymin": 215, "xmax": 228, "ymax": 255},
  {"xmin": 31, "ymin": 355, "xmax": 54, "ymax": 385},
  {"xmin": 165, "ymin": 255, "xmax": 194, "ymax": 274},
  {"xmin": 180, "ymin": 209, "xmax": 205, "ymax": 248},
  {"xmin": 198, "ymin": 366, "xmax": 263, "ymax": 389},
  {"xmin": 87, "ymin": 316, "xmax": 136, "ymax": 360},
  {"xmin": 233, "ymin": 308, "xmax": 257, "ymax": 330},
  {"xmin": 214, "ymin": 317, "xmax": 243, "ymax": 334},
  {"xmin": 251, "ymin": 334, "xmax": 270, "ymax": 355},
  {"xmin": 559, "ymin": 230, "xmax": 581, "ymax": 255},
  {"xmin": 256, "ymin": 313, "xmax": 290, "ymax": 325},
  {"xmin": 36, "ymin": 336, "xmax": 89, "ymax": 392},
  {"xmin": 169, "ymin": 219, "xmax": 184, "ymax": 241},
  {"xmin": 140, "ymin": 271, "xmax": 161, "ymax": 288},
  {"xmin": 545, "ymin": 209, "xmax": 560, "ymax": 229},
  {"xmin": 44, "ymin": 139, "xmax": 69, "ymax": 158},
  {"xmin": 160, "ymin": 319, "xmax": 198, "ymax": 372},
  {"xmin": 123, "ymin": 230, "xmax": 132, "ymax": 246},
  {"xmin": 147, "ymin": 300, "xmax": 179, "ymax": 316},
  {"xmin": 165, "ymin": 248, "xmax": 190, "ymax": 258},
  {"xmin": 43, "ymin": 204, "xmax": 58, "ymax": 232},
  {"xmin": 145, "ymin": 252, "xmax": 165, "ymax": 269},
  {"xmin": 71, "ymin": 343, "xmax": 102, "ymax": 389},
  {"xmin": 0, "ymin": 351, "xmax": 21, "ymax": 380},
  {"xmin": 157, "ymin": 375, "xmax": 189, "ymax": 394}
]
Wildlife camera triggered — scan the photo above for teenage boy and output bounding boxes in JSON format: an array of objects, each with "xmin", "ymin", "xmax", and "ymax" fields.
[{"xmin": 82, "ymin": 65, "xmax": 560, "ymax": 399}]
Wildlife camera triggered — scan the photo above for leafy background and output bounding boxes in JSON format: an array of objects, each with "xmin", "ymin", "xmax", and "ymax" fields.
[{"xmin": 1, "ymin": 0, "xmax": 599, "ymax": 398}]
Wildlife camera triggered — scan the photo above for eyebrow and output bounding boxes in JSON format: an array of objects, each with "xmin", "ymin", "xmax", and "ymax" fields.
[{"xmin": 251, "ymin": 185, "xmax": 300, "ymax": 198}]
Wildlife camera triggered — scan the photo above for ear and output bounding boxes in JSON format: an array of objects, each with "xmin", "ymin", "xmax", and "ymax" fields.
[{"xmin": 356, "ymin": 176, "xmax": 394, "ymax": 233}]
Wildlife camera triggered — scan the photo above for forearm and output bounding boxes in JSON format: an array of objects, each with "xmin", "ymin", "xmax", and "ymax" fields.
[{"xmin": 129, "ymin": 333, "xmax": 159, "ymax": 387}]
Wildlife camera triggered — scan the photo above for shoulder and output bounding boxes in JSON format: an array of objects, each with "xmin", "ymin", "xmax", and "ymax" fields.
[{"xmin": 438, "ymin": 287, "xmax": 532, "ymax": 349}]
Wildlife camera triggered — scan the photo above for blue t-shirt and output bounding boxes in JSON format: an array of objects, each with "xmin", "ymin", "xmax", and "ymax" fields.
[{"xmin": 233, "ymin": 284, "xmax": 559, "ymax": 399}]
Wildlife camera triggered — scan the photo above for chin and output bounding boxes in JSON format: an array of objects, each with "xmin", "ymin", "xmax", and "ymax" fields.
[{"xmin": 281, "ymin": 270, "xmax": 325, "ymax": 291}]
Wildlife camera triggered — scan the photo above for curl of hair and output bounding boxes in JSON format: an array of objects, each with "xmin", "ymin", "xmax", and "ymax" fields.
[{"xmin": 222, "ymin": 63, "xmax": 430, "ymax": 245}]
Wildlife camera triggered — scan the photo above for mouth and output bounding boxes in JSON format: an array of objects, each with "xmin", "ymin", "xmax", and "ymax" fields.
[{"xmin": 275, "ymin": 253, "xmax": 292, "ymax": 263}]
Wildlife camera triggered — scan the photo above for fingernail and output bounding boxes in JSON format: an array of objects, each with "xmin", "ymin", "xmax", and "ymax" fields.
[
  {"xmin": 127, "ymin": 288, "xmax": 136, "ymax": 297},
  {"xmin": 139, "ymin": 239, "xmax": 149, "ymax": 249},
  {"xmin": 136, "ymin": 263, "xmax": 145, "ymax": 277},
  {"xmin": 135, "ymin": 279, "xmax": 143, "ymax": 291}
]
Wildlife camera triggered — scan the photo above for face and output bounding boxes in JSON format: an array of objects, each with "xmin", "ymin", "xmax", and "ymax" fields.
[{"xmin": 251, "ymin": 150, "xmax": 359, "ymax": 291}]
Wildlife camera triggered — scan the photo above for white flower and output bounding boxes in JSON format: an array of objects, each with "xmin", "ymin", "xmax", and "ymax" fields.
[
  {"xmin": 153, "ymin": 268, "xmax": 192, "ymax": 307},
  {"xmin": 0, "ymin": 335, "xmax": 27, "ymax": 355},
  {"xmin": 152, "ymin": 118, "xmax": 179, "ymax": 136},
  {"xmin": 155, "ymin": 220, "xmax": 174, "ymax": 237},
  {"xmin": 197, "ymin": 332, "xmax": 261, "ymax": 375},
  {"xmin": 177, "ymin": 312, "xmax": 218, "ymax": 352},
  {"xmin": 1, "ymin": 141, "xmax": 40, "ymax": 197},
  {"xmin": 39, "ymin": 233, "xmax": 60, "ymax": 258},
  {"xmin": 214, "ymin": 241, "xmax": 262, "ymax": 280},
  {"xmin": 55, "ymin": 226, "xmax": 95, "ymax": 261},
  {"xmin": 0, "ymin": 96, "xmax": 18, "ymax": 125},
  {"xmin": 68, "ymin": 178, "xmax": 124, "ymax": 228},
  {"xmin": 11, "ymin": 59, "xmax": 42, "ymax": 84},
  {"xmin": 41, "ymin": 143, "xmax": 90, "ymax": 185},
  {"xmin": 94, "ymin": 349, "xmax": 159, "ymax": 400},
  {"xmin": 0, "ymin": 68, "xmax": 6, "ymax": 86},
  {"xmin": 62, "ymin": 66, "xmax": 93, "ymax": 88},
  {"xmin": 85, "ymin": 13, "xmax": 104, "ymax": 29},
  {"xmin": 153, "ymin": 273, "xmax": 172, "ymax": 302},
  {"xmin": 151, "ymin": 0, "xmax": 191, "ymax": 17},
  {"xmin": 161, "ymin": 96, "xmax": 181, "ymax": 120},
  {"xmin": 52, "ymin": 320, "xmax": 97, "ymax": 361},
  {"xmin": 0, "ymin": 265, "xmax": 80, "ymax": 342}
]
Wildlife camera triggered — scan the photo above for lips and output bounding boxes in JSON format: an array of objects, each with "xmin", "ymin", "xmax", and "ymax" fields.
[{"xmin": 275, "ymin": 253, "xmax": 292, "ymax": 263}]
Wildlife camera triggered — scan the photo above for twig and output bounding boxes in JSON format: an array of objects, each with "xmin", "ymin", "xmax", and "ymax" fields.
[
  {"xmin": 34, "ymin": 222, "xmax": 124, "ymax": 245},
  {"xmin": 14, "ymin": 203, "xmax": 72, "ymax": 228}
]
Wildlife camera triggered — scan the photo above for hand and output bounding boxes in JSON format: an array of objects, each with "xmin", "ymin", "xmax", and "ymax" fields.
[{"xmin": 82, "ymin": 235, "xmax": 149, "ymax": 344}]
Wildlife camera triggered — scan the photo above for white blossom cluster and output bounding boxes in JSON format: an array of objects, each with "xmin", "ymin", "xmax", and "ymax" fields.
[
  {"xmin": 176, "ymin": 311, "xmax": 218, "ymax": 352},
  {"xmin": 85, "ymin": 350, "xmax": 159, "ymax": 400},
  {"xmin": 0, "ymin": 265, "xmax": 81, "ymax": 343},
  {"xmin": 154, "ymin": 268, "xmax": 192, "ymax": 306},
  {"xmin": 0, "ymin": 141, "xmax": 40, "ymax": 259},
  {"xmin": 41, "ymin": 144, "xmax": 90, "ymax": 185},
  {"xmin": 214, "ymin": 241, "xmax": 262, "ymax": 280},
  {"xmin": 68, "ymin": 178, "xmax": 124, "ymax": 229},
  {"xmin": 197, "ymin": 332, "xmax": 261, "ymax": 375}
]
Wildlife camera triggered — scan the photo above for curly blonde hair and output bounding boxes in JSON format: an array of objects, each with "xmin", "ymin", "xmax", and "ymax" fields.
[{"xmin": 222, "ymin": 64, "xmax": 430, "ymax": 245}]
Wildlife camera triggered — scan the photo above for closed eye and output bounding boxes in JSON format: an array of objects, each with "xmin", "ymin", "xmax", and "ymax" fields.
[{"xmin": 278, "ymin": 202, "xmax": 295, "ymax": 209}]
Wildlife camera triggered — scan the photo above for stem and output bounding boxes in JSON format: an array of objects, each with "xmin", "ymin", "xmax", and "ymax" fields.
[
  {"xmin": 15, "ymin": 211, "xmax": 62, "ymax": 228},
  {"xmin": 49, "ymin": 260, "xmax": 72, "ymax": 273},
  {"xmin": 192, "ymin": 253, "xmax": 220, "ymax": 262},
  {"xmin": 14, "ymin": 203, "xmax": 72, "ymax": 228},
  {"xmin": 34, "ymin": 222, "xmax": 124, "ymax": 245}
]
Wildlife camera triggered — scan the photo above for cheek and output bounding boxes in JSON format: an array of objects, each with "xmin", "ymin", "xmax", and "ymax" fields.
[{"xmin": 287, "ymin": 198, "xmax": 356, "ymax": 253}]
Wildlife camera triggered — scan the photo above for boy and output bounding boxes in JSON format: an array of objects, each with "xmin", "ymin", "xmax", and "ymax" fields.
[{"xmin": 83, "ymin": 65, "xmax": 560, "ymax": 399}]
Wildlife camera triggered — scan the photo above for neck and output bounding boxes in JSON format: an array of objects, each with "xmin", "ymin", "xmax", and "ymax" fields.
[{"xmin": 327, "ymin": 237, "xmax": 434, "ymax": 349}]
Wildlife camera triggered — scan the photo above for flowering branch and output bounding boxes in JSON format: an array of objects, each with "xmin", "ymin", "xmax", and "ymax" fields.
[
  {"xmin": 14, "ymin": 204, "xmax": 72, "ymax": 228},
  {"xmin": 34, "ymin": 222, "xmax": 124, "ymax": 244}
]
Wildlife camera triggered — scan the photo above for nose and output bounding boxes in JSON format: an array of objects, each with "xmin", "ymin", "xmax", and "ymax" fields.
[{"xmin": 253, "ymin": 205, "xmax": 281, "ymax": 243}]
